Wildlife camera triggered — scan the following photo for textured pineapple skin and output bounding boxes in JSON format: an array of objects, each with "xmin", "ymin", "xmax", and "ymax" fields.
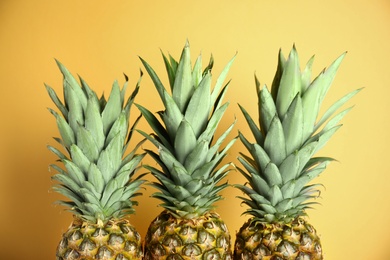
[
  {"xmin": 144, "ymin": 211, "xmax": 232, "ymax": 260},
  {"xmin": 56, "ymin": 217, "xmax": 143, "ymax": 260},
  {"xmin": 234, "ymin": 218, "xmax": 322, "ymax": 260}
]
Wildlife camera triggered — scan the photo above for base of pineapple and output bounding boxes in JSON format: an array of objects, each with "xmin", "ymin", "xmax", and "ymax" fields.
[
  {"xmin": 234, "ymin": 217, "xmax": 323, "ymax": 260},
  {"xmin": 56, "ymin": 217, "xmax": 143, "ymax": 260},
  {"xmin": 144, "ymin": 210, "xmax": 232, "ymax": 260}
]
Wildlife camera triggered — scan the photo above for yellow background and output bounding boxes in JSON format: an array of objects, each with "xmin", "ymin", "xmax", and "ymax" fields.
[{"xmin": 0, "ymin": 0, "xmax": 388, "ymax": 259}]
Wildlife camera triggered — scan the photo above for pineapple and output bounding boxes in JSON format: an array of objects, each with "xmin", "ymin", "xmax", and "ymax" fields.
[
  {"xmin": 234, "ymin": 46, "xmax": 361, "ymax": 259},
  {"xmin": 136, "ymin": 42, "xmax": 237, "ymax": 260},
  {"xmin": 46, "ymin": 61, "xmax": 146, "ymax": 260}
]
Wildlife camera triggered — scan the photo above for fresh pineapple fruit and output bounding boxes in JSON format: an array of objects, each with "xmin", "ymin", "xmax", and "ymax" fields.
[
  {"xmin": 136, "ymin": 42, "xmax": 236, "ymax": 260},
  {"xmin": 234, "ymin": 46, "xmax": 361, "ymax": 259},
  {"xmin": 46, "ymin": 61, "xmax": 146, "ymax": 260}
]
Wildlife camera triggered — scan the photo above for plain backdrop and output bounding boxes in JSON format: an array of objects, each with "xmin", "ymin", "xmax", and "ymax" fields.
[{"xmin": 0, "ymin": 1, "xmax": 388, "ymax": 259}]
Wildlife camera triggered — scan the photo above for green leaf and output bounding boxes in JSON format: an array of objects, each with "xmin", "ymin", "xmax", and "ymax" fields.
[
  {"xmin": 124, "ymin": 178, "xmax": 144, "ymax": 196},
  {"xmin": 295, "ymin": 161, "xmax": 329, "ymax": 195},
  {"xmin": 303, "ymin": 157, "xmax": 335, "ymax": 172},
  {"xmin": 193, "ymin": 181, "xmax": 215, "ymax": 197},
  {"xmin": 238, "ymin": 131, "xmax": 253, "ymax": 155},
  {"xmin": 151, "ymin": 193, "xmax": 178, "ymax": 207},
  {"xmin": 183, "ymin": 194, "xmax": 203, "ymax": 207},
  {"xmin": 263, "ymin": 162, "xmax": 283, "ymax": 186},
  {"xmin": 270, "ymin": 49, "xmax": 286, "ymax": 100},
  {"xmin": 191, "ymin": 154, "xmax": 226, "ymax": 180},
  {"xmin": 269, "ymin": 185, "xmax": 283, "ymax": 206},
  {"xmin": 238, "ymin": 104, "xmax": 263, "ymax": 145},
  {"xmin": 52, "ymin": 186, "xmax": 83, "ymax": 207},
  {"xmin": 63, "ymin": 159, "xmax": 86, "ymax": 186},
  {"xmin": 55, "ymin": 60, "xmax": 87, "ymax": 111},
  {"xmin": 203, "ymin": 53, "xmax": 214, "ymax": 75},
  {"xmin": 212, "ymin": 82, "xmax": 230, "ymax": 115},
  {"xmin": 162, "ymin": 94, "xmax": 184, "ymax": 142},
  {"xmin": 278, "ymin": 152, "xmax": 300, "ymax": 183},
  {"xmin": 259, "ymin": 86, "xmax": 277, "ymax": 135},
  {"xmin": 211, "ymin": 53, "xmax": 236, "ymax": 106},
  {"xmin": 82, "ymin": 181, "xmax": 101, "ymax": 199},
  {"xmin": 313, "ymin": 125, "xmax": 342, "ymax": 154},
  {"xmin": 260, "ymin": 203, "xmax": 277, "ymax": 214},
  {"xmin": 144, "ymin": 165, "xmax": 173, "ymax": 190},
  {"xmin": 47, "ymin": 145, "xmax": 69, "ymax": 161},
  {"xmin": 184, "ymin": 179, "xmax": 204, "ymax": 194},
  {"xmin": 80, "ymin": 188, "xmax": 102, "ymax": 206},
  {"xmin": 275, "ymin": 199, "xmax": 293, "ymax": 212},
  {"xmin": 69, "ymin": 144, "xmax": 90, "ymax": 175},
  {"xmin": 251, "ymin": 143, "xmax": 271, "ymax": 173},
  {"xmin": 322, "ymin": 107, "xmax": 353, "ymax": 133},
  {"xmin": 159, "ymin": 147, "xmax": 184, "ymax": 174},
  {"xmin": 97, "ymin": 134, "xmax": 122, "ymax": 183},
  {"xmin": 174, "ymin": 119, "xmax": 197, "ymax": 164},
  {"xmin": 85, "ymin": 96, "xmax": 105, "ymax": 151},
  {"xmin": 105, "ymin": 112, "xmax": 127, "ymax": 149},
  {"xmin": 237, "ymin": 158, "xmax": 258, "ymax": 180},
  {"xmin": 64, "ymin": 80, "xmax": 84, "ymax": 133},
  {"xmin": 139, "ymin": 56, "xmax": 167, "ymax": 105},
  {"xmin": 185, "ymin": 72, "xmax": 211, "ymax": 137},
  {"xmin": 296, "ymin": 141, "xmax": 318, "ymax": 174},
  {"xmin": 170, "ymin": 165, "xmax": 192, "ymax": 187},
  {"xmin": 100, "ymin": 179, "xmax": 118, "ymax": 206},
  {"xmin": 276, "ymin": 46, "xmax": 301, "ymax": 118},
  {"xmin": 124, "ymin": 114, "xmax": 143, "ymax": 153},
  {"xmin": 78, "ymin": 76, "xmax": 96, "ymax": 101},
  {"xmin": 149, "ymin": 155, "xmax": 169, "ymax": 180},
  {"xmin": 52, "ymin": 173, "xmax": 81, "ymax": 194},
  {"xmin": 281, "ymin": 180, "xmax": 296, "ymax": 199},
  {"xmin": 198, "ymin": 102, "xmax": 229, "ymax": 143},
  {"xmin": 183, "ymin": 140, "xmax": 209, "ymax": 175},
  {"xmin": 235, "ymin": 184, "xmax": 256, "ymax": 196},
  {"xmin": 235, "ymin": 164, "xmax": 253, "ymax": 184},
  {"xmin": 207, "ymin": 120, "xmax": 236, "ymax": 162},
  {"xmin": 49, "ymin": 108, "xmax": 75, "ymax": 149},
  {"xmin": 45, "ymin": 83, "xmax": 68, "ymax": 119},
  {"xmin": 301, "ymin": 52, "xmax": 346, "ymax": 140},
  {"xmin": 104, "ymin": 187, "xmax": 125, "ymax": 208},
  {"xmin": 161, "ymin": 51, "xmax": 177, "ymax": 91},
  {"xmin": 282, "ymin": 94, "xmax": 303, "ymax": 155},
  {"xmin": 116, "ymin": 153, "xmax": 145, "ymax": 185},
  {"xmin": 123, "ymin": 70, "xmax": 142, "ymax": 116},
  {"xmin": 164, "ymin": 181, "xmax": 192, "ymax": 201},
  {"xmin": 192, "ymin": 54, "xmax": 202, "ymax": 88},
  {"xmin": 173, "ymin": 42, "xmax": 193, "ymax": 113},
  {"xmin": 120, "ymin": 75, "xmax": 129, "ymax": 106},
  {"xmin": 299, "ymin": 183, "xmax": 322, "ymax": 197},
  {"xmin": 251, "ymin": 174, "xmax": 271, "ymax": 199},
  {"xmin": 301, "ymin": 55, "xmax": 315, "ymax": 93},
  {"xmin": 136, "ymin": 104, "xmax": 173, "ymax": 152},
  {"xmin": 315, "ymin": 88, "xmax": 362, "ymax": 132},
  {"xmin": 101, "ymin": 81, "xmax": 121, "ymax": 135},
  {"xmin": 76, "ymin": 127, "xmax": 99, "ymax": 163},
  {"xmin": 87, "ymin": 163, "xmax": 105, "ymax": 195},
  {"xmin": 264, "ymin": 116, "xmax": 286, "ymax": 166}
]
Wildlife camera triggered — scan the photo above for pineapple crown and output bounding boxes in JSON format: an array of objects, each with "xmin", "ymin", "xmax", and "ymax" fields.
[
  {"xmin": 236, "ymin": 46, "xmax": 361, "ymax": 223},
  {"xmin": 136, "ymin": 42, "xmax": 237, "ymax": 219},
  {"xmin": 46, "ymin": 60, "xmax": 146, "ymax": 223}
]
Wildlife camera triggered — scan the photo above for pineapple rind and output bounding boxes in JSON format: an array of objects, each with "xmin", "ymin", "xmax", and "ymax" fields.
[
  {"xmin": 56, "ymin": 217, "xmax": 143, "ymax": 260},
  {"xmin": 234, "ymin": 217, "xmax": 323, "ymax": 260},
  {"xmin": 144, "ymin": 211, "xmax": 232, "ymax": 260}
]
